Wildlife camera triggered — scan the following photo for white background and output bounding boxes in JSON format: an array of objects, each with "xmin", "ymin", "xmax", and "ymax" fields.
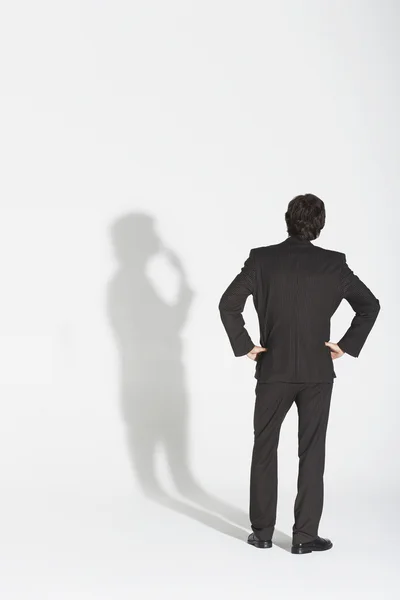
[{"xmin": 0, "ymin": 1, "xmax": 398, "ymax": 598}]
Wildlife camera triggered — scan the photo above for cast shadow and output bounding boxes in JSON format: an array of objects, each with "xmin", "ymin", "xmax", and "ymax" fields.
[{"xmin": 106, "ymin": 211, "xmax": 250, "ymax": 542}]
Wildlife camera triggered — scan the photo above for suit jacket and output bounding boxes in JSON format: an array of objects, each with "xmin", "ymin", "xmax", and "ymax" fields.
[{"xmin": 218, "ymin": 234, "xmax": 381, "ymax": 382}]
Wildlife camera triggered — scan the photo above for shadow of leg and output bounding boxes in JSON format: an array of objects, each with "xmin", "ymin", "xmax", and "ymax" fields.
[
  {"xmin": 163, "ymin": 424, "xmax": 250, "ymax": 529},
  {"xmin": 272, "ymin": 529, "xmax": 293, "ymax": 553}
]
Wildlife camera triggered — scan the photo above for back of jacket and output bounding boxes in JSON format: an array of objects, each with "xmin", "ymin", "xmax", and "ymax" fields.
[{"xmin": 218, "ymin": 234, "xmax": 381, "ymax": 383}]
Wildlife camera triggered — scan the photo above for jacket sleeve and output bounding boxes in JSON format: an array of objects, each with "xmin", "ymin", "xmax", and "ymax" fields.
[
  {"xmin": 337, "ymin": 253, "xmax": 381, "ymax": 357},
  {"xmin": 218, "ymin": 249, "xmax": 256, "ymax": 357}
]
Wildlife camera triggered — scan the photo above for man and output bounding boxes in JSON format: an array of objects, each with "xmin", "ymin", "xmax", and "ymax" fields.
[{"xmin": 218, "ymin": 194, "xmax": 380, "ymax": 555}]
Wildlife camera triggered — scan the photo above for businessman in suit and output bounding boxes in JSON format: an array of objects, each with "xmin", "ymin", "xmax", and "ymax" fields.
[{"xmin": 218, "ymin": 194, "xmax": 380, "ymax": 554}]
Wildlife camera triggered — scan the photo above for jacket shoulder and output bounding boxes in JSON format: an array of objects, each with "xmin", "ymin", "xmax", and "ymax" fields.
[
  {"xmin": 250, "ymin": 243, "xmax": 284, "ymax": 255},
  {"xmin": 313, "ymin": 245, "xmax": 345, "ymax": 261}
]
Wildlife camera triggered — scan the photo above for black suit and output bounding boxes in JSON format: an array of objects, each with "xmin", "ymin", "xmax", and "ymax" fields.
[{"xmin": 218, "ymin": 234, "xmax": 380, "ymax": 543}]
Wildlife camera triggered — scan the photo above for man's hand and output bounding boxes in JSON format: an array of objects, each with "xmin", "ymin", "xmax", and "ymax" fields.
[
  {"xmin": 247, "ymin": 346, "xmax": 267, "ymax": 361},
  {"xmin": 325, "ymin": 341, "xmax": 345, "ymax": 360}
]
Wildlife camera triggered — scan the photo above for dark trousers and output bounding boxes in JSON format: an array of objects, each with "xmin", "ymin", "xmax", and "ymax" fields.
[{"xmin": 250, "ymin": 381, "xmax": 333, "ymax": 545}]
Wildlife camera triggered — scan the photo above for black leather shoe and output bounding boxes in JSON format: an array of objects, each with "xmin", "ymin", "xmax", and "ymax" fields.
[
  {"xmin": 247, "ymin": 532, "xmax": 272, "ymax": 549},
  {"xmin": 291, "ymin": 536, "xmax": 333, "ymax": 554}
]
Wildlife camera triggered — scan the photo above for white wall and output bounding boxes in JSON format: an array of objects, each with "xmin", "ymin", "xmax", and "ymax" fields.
[{"xmin": 0, "ymin": 1, "xmax": 398, "ymax": 598}]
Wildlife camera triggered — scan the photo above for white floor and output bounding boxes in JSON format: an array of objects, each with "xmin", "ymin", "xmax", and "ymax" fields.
[{"xmin": 1, "ymin": 481, "xmax": 398, "ymax": 600}]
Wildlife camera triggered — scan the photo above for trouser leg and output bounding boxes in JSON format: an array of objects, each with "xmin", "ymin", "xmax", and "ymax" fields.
[
  {"xmin": 292, "ymin": 382, "xmax": 333, "ymax": 545},
  {"xmin": 250, "ymin": 382, "xmax": 298, "ymax": 541}
]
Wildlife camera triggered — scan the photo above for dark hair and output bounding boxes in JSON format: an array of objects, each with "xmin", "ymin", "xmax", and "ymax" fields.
[{"xmin": 285, "ymin": 194, "xmax": 325, "ymax": 241}]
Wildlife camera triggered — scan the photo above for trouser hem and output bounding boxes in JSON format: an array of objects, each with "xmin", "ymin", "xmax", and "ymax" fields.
[
  {"xmin": 251, "ymin": 526, "xmax": 274, "ymax": 541},
  {"xmin": 292, "ymin": 531, "xmax": 318, "ymax": 545}
]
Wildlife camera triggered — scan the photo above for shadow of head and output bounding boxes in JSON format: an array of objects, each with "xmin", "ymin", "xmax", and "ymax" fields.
[{"xmin": 110, "ymin": 212, "xmax": 161, "ymax": 267}]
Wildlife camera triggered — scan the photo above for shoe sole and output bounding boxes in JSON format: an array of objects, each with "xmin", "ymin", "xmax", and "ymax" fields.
[
  {"xmin": 291, "ymin": 542, "xmax": 333, "ymax": 555},
  {"xmin": 247, "ymin": 540, "xmax": 272, "ymax": 549}
]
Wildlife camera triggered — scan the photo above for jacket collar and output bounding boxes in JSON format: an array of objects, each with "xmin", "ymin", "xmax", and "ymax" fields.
[{"xmin": 283, "ymin": 235, "xmax": 313, "ymax": 245}]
